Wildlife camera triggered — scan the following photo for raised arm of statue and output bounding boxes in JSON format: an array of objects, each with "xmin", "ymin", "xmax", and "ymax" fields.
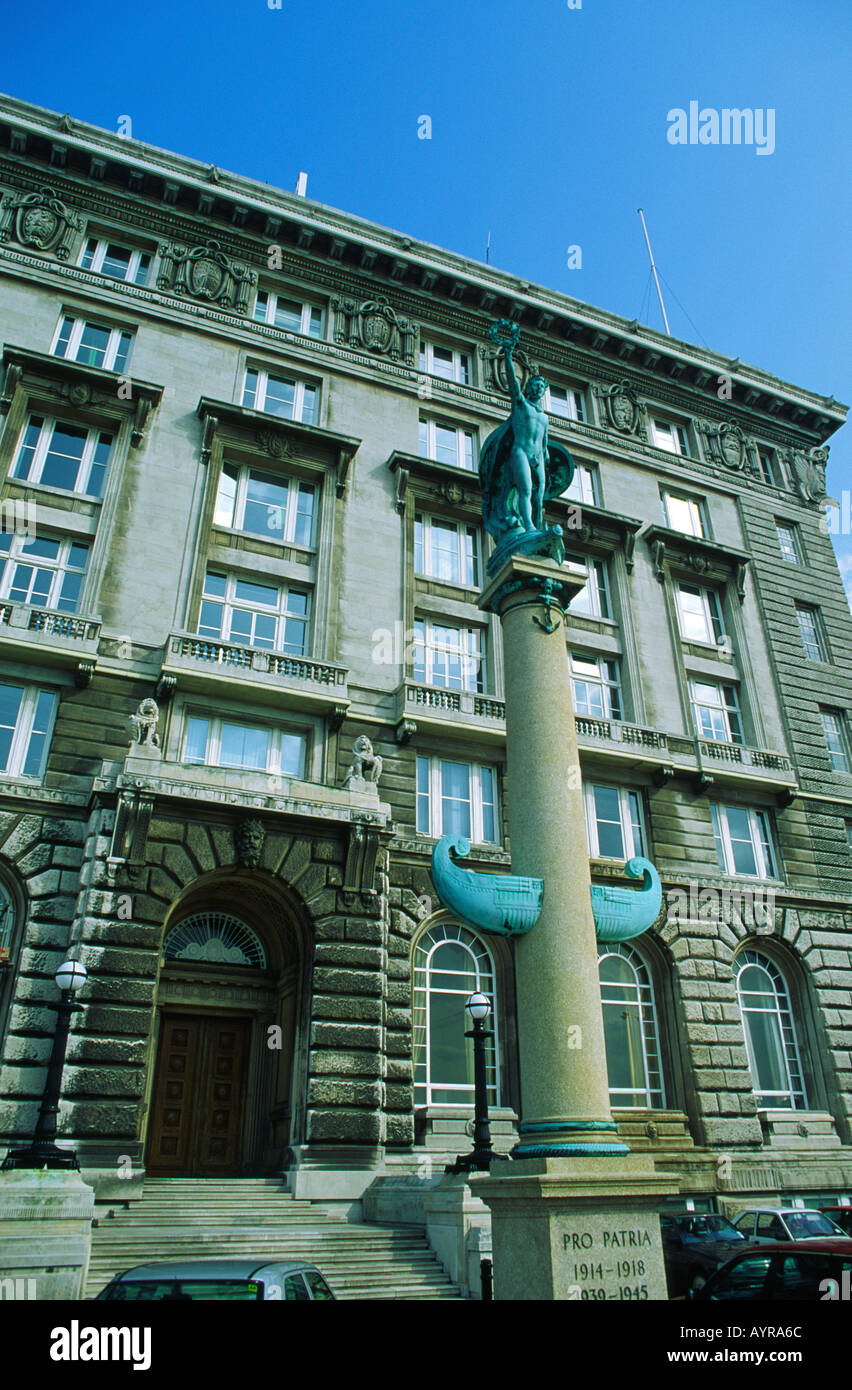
[{"xmin": 503, "ymin": 342, "xmax": 523, "ymax": 402}]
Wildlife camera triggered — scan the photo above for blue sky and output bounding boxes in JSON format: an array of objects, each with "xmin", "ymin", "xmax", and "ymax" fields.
[{"xmin": 3, "ymin": 0, "xmax": 849, "ymax": 589}]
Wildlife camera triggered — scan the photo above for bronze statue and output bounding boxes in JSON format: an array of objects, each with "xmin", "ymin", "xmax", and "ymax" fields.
[{"xmin": 479, "ymin": 320, "xmax": 575, "ymax": 575}]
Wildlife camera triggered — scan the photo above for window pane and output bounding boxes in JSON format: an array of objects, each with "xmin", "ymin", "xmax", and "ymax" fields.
[
  {"xmin": 184, "ymin": 717, "xmax": 209, "ymax": 763},
  {"xmin": 214, "ymin": 465, "xmax": 238, "ymax": 528},
  {"xmin": 0, "ymin": 684, "xmax": 24, "ymax": 771},
  {"xmin": 279, "ymin": 733, "xmax": 306, "ymax": 777},
  {"xmin": 219, "ymin": 723, "xmax": 269, "ymax": 770},
  {"xmin": 22, "ymin": 690, "xmax": 55, "ymax": 776},
  {"xmin": 243, "ymin": 472, "xmax": 289, "ymax": 539},
  {"xmin": 593, "ymin": 785, "xmax": 624, "ymax": 858},
  {"xmin": 41, "ymin": 424, "xmax": 87, "ymax": 490}
]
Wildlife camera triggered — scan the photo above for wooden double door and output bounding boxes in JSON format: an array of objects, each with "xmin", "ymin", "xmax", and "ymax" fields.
[{"xmin": 147, "ymin": 1012, "xmax": 251, "ymax": 1176}]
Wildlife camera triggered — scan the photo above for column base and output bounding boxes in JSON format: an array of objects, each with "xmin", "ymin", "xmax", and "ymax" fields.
[
  {"xmin": 472, "ymin": 1154, "xmax": 679, "ymax": 1301},
  {"xmin": 514, "ymin": 1119, "xmax": 629, "ymax": 1157}
]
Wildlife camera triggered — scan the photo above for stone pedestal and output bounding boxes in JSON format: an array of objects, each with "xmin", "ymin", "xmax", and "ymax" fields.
[
  {"xmin": 424, "ymin": 1172, "xmax": 492, "ymax": 1298},
  {"xmin": 472, "ymin": 1156, "xmax": 676, "ymax": 1301},
  {"xmin": 0, "ymin": 1168, "xmax": 95, "ymax": 1300}
]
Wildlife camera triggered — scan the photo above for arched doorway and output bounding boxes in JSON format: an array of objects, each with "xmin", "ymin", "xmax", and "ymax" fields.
[{"xmin": 144, "ymin": 873, "xmax": 308, "ymax": 1177}]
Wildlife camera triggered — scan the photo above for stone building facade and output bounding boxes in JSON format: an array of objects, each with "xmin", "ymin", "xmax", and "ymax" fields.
[{"xmin": 0, "ymin": 93, "xmax": 850, "ymax": 1217}]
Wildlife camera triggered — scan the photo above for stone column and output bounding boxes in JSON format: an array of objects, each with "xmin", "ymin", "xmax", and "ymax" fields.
[{"xmin": 480, "ymin": 555, "xmax": 622, "ymax": 1154}]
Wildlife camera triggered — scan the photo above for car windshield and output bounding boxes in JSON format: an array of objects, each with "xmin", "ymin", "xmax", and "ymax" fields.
[
  {"xmin": 98, "ymin": 1279, "xmax": 261, "ymax": 1300},
  {"xmin": 785, "ymin": 1212, "xmax": 843, "ymax": 1238},
  {"xmin": 674, "ymin": 1216, "xmax": 743, "ymax": 1242}
]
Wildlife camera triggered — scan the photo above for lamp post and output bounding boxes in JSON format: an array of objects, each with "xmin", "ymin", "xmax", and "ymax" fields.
[
  {"xmin": 2, "ymin": 958, "xmax": 87, "ymax": 1171},
  {"xmin": 446, "ymin": 992, "xmax": 504, "ymax": 1174}
]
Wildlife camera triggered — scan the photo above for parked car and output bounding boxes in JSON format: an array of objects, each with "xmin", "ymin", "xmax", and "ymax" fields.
[
  {"xmin": 818, "ymin": 1205, "xmax": 852, "ymax": 1236},
  {"xmin": 661, "ymin": 1211, "xmax": 748, "ymax": 1296},
  {"xmin": 95, "ymin": 1258, "xmax": 336, "ymax": 1301},
  {"xmin": 732, "ymin": 1207, "xmax": 847, "ymax": 1243},
  {"xmin": 690, "ymin": 1240, "xmax": 852, "ymax": 1300}
]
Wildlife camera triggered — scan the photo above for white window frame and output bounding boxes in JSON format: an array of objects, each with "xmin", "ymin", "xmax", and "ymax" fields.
[
  {"xmin": 12, "ymin": 414, "xmax": 114, "ymax": 498},
  {"xmin": 736, "ymin": 950, "xmax": 807, "ymax": 1109},
  {"xmin": 690, "ymin": 680, "xmax": 743, "ymax": 744},
  {"xmin": 775, "ymin": 521, "xmax": 803, "ymax": 564},
  {"xmin": 414, "ymin": 513, "xmax": 481, "ymax": 588},
  {"xmin": 664, "ymin": 491, "xmax": 705, "ymax": 537},
  {"xmin": 566, "ymin": 556, "xmax": 611, "ymax": 619},
  {"xmin": 198, "ymin": 570, "xmax": 311, "ymax": 656},
  {"xmin": 795, "ymin": 604, "xmax": 827, "ymax": 662},
  {"xmin": 820, "ymin": 708, "xmax": 851, "ymax": 773},
  {"xmin": 0, "ymin": 683, "xmax": 58, "ymax": 780},
  {"xmin": 418, "ymin": 341, "xmax": 472, "ymax": 385},
  {"xmin": 78, "ymin": 235, "xmax": 151, "ymax": 286},
  {"xmin": 253, "ymin": 289, "xmax": 325, "ymax": 338},
  {"xmin": 544, "ymin": 383, "xmax": 585, "ymax": 422},
  {"xmin": 213, "ymin": 462, "xmax": 317, "ymax": 548},
  {"xmin": 584, "ymin": 783, "xmax": 645, "ymax": 860},
  {"xmin": 413, "ymin": 921, "xmax": 499, "ymax": 1108},
  {"xmin": 560, "ymin": 461, "xmax": 598, "ymax": 505},
  {"xmin": 711, "ymin": 804, "xmax": 777, "ymax": 879},
  {"xmin": 416, "ymin": 756, "xmax": 499, "ymax": 845},
  {"xmin": 0, "ymin": 532, "xmax": 89, "ymax": 613},
  {"xmin": 182, "ymin": 710, "xmax": 308, "ymax": 778},
  {"xmin": 51, "ymin": 315, "xmax": 134, "ymax": 373},
  {"xmin": 413, "ymin": 618, "xmax": 485, "ymax": 693},
  {"xmin": 676, "ymin": 583, "xmax": 724, "ymax": 646},
  {"xmin": 242, "ymin": 367, "xmax": 319, "ymax": 424},
  {"xmin": 570, "ymin": 652, "xmax": 622, "ymax": 720},
  {"xmin": 418, "ymin": 417, "xmax": 477, "ymax": 471},
  {"xmin": 650, "ymin": 418, "xmax": 690, "ymax": 456},
  {"xmin": 599, "ymin": 942, "xmax": 666, "ymax": 1109},
  {"xmin": 758, "ymin": 448, "xmax": 783, "ymax": 487}
]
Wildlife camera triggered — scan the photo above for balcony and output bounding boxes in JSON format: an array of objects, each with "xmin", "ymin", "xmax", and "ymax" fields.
[
  {"xmin": 0, "ymin": 600, "xmax": 100, "ymax": 681},
  {"xmin": 162, "ymin": 630, "xmax": 349, "ymax": 717},
  {"xmin": 575, "ymin": 715, "xmax": 796, "ymax": 793},
  {"xmin": 394, "ymin": 680, "xmax": 505, "ymax": 744}
]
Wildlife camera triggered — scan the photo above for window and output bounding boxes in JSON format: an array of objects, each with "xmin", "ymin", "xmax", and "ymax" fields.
[
  {"xmin": 253, "ymin": 289, "xmax": 324, "ymax": 338},
  {"xmin": 242, "ymin": 368, "xmax": 318, "ymax": 424},
  {"xmin": 584, "ymin": 783, "xmax": 645, "ymax": 860},
  {"xmin": 650, "ymin": 418, "xmax": 690, "ymax": 456},
  {"xmin": 416, "ymin": 757, "xmax": 498, "ymax": 844},
  {"xmin": 820, "ymin": 708, "xmax": 851, "ymax": 773},
  {"xmin": 52, "ymin": 315, "xmax": 134, "ymax": 373},
  {"xmin": 183, "ymin": 712, "xmax": 306, "ymax": 777},
  {"xmin": 664, "ymin": 492, "xmax": 705, "ymax": 537},
  {"xmin": 214, "ymin": 463, "xmax": 316, "ymax": 547},
  {"xmin": 0, "ymin": 880, "xmax": 14, "ymax": 955},
  {"xmin": 711, "ymin": 804, "xmax": 777, "ymax": 878},
  {"xmin": 571, "ymin": 653, "xmax": 622, "ymax": 720},
  {"xmin": 795, "ymin": 604, "xmax": 827, "ymax": 662},
  {"xmin": 560, "ymin": 461, "xmax": 598, "ymax": 506},
  {"xmin": 414, "ymin": 513, "xmax": 481, "ymax": 588},
  {"xmin": 566, "ymin": 556, "xmax": 611, "ymax": 619},
  {"xmin": 198, "ymin": 571, "xmax": 310, "ymax": 656},
  {"xmin": 419, "ymin": 341, "xmax": 471, "ymax": 385},
  {"xmin": 758, "ymin": 449, "xmax": 783, "ymax": 487},
  {"xmin": 775, "ymin": 521, "xmax": 803, "ymax": 564},
  {"xmin": 676, "ymin": 584, "xmax": 724, "ymax": 645},
  {"xmin": 418, "ymin": 417, "xmax": 476, "ymax": 471},
  {"xmin": 413, "ymin": 619, "xmax": 484, "ymax": 692},
  {"xmin": 413, "ymin": 921, "xmax": 498, "ymax": 1107},
  {"xmin": 599, "ymin": 943, "xmax": 665, "ymax": 1108},
  {"xmin": 690, "ymin": 680, "xmax": 742, "ymax": 744},
  {"xmin": 12, "ymin": 415, "xmax": 113, "ymax": 498},
  {"xmin": 736, "ymin": 950, "xmax": 806, "ymax": 1109},
  {"xmin": 0, "ymin": 533, "xmax": 89, "ymax": 612},
  {"xmin": 79, "ymin": 236, "xmax": 151, "ymax": 286},
  {"xmin": 0, "ymin": 683, "xmax": 57, "ymax": 779},
  {"xmin": 544, "ymin": 383, "xmax": 585, "ymax": 422}
]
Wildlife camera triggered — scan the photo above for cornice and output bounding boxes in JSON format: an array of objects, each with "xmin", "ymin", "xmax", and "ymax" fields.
[{"xmin": 196, "ymin": 395, "xmax": 360, "ymax": 495}]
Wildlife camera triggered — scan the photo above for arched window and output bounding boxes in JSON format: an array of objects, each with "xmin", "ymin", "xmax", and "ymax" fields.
[
  {"xmin": 599, "ymin": 943, "xmax": 665, "ymax": 1108},
  {"xmin": 736, "ymin": 950, "xmax": 806, "ymax": 1109},
  {"xmin": 0, "ymin": 881, "xmax": 14, "ymax": 959},
  {"xmin": 413, "ymin": 921, "xmax": 499, "ymax": 1107},
  {"xmin": 163, "ymin": 912, "xmax": 267, "ymax": 969}
]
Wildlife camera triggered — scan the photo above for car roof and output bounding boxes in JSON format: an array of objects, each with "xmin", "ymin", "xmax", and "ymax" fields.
[
  {"xmin": 724, "ymin": 1239, "xmax": 852, "ymax": 1255},
  {"xmin": 735, "ymin": 1207, "xmax": 831, "ymax": 1216},
  {"xmin": 110, "ymin": 1259, "xmax": 320, "ymax": 1281}
]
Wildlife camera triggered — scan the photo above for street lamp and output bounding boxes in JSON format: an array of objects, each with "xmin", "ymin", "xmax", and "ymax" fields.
[
  {"xmin": 2, "ymin": 958, "xmax": 88, "ymax": 1171},
  {"xmin": 446, "ymin": 992, "xmax": 505, "ymax": 1174}
]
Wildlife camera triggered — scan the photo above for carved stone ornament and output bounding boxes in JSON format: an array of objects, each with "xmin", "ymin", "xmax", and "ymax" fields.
[
  {"xmin": 478, "ymin": 343, "xmax": 539, "ymax": 396},
  {"xmin": 157, "ymin": 240, "xmax": 256, "ymax": 313},
  {"xmin": 0, "ymin": 186, "xmax": 82, "ymax": 260},
  {"xmin": 255, "ymin": 427, "xmax": 297, "ymax": 460},
  {"xmin": 128, "ymin": 697, "xmax": 160, "ymax": 749},
  {"xmin": 342, "ymin": 735, "xmax": 383, "ymax": 791},
  {"xmin": 236, "ymin": 815, "xmax": 266, "ymax": 869},
  {"xmin": 331, "ymin": 296, "xmax": 415, "ymax": 365},
  {"xmin": 788, "ymin": 446, "xmax": 829, "ymax": 505},
  {"xmin": 596, "ymin": 380, "xmax": 643, "ymax": 435}
]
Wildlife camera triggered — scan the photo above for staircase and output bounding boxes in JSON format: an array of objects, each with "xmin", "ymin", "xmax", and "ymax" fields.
[{"xmin": 84, "ymin": 1178, "xmax": 465, "ymax": 1301}]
